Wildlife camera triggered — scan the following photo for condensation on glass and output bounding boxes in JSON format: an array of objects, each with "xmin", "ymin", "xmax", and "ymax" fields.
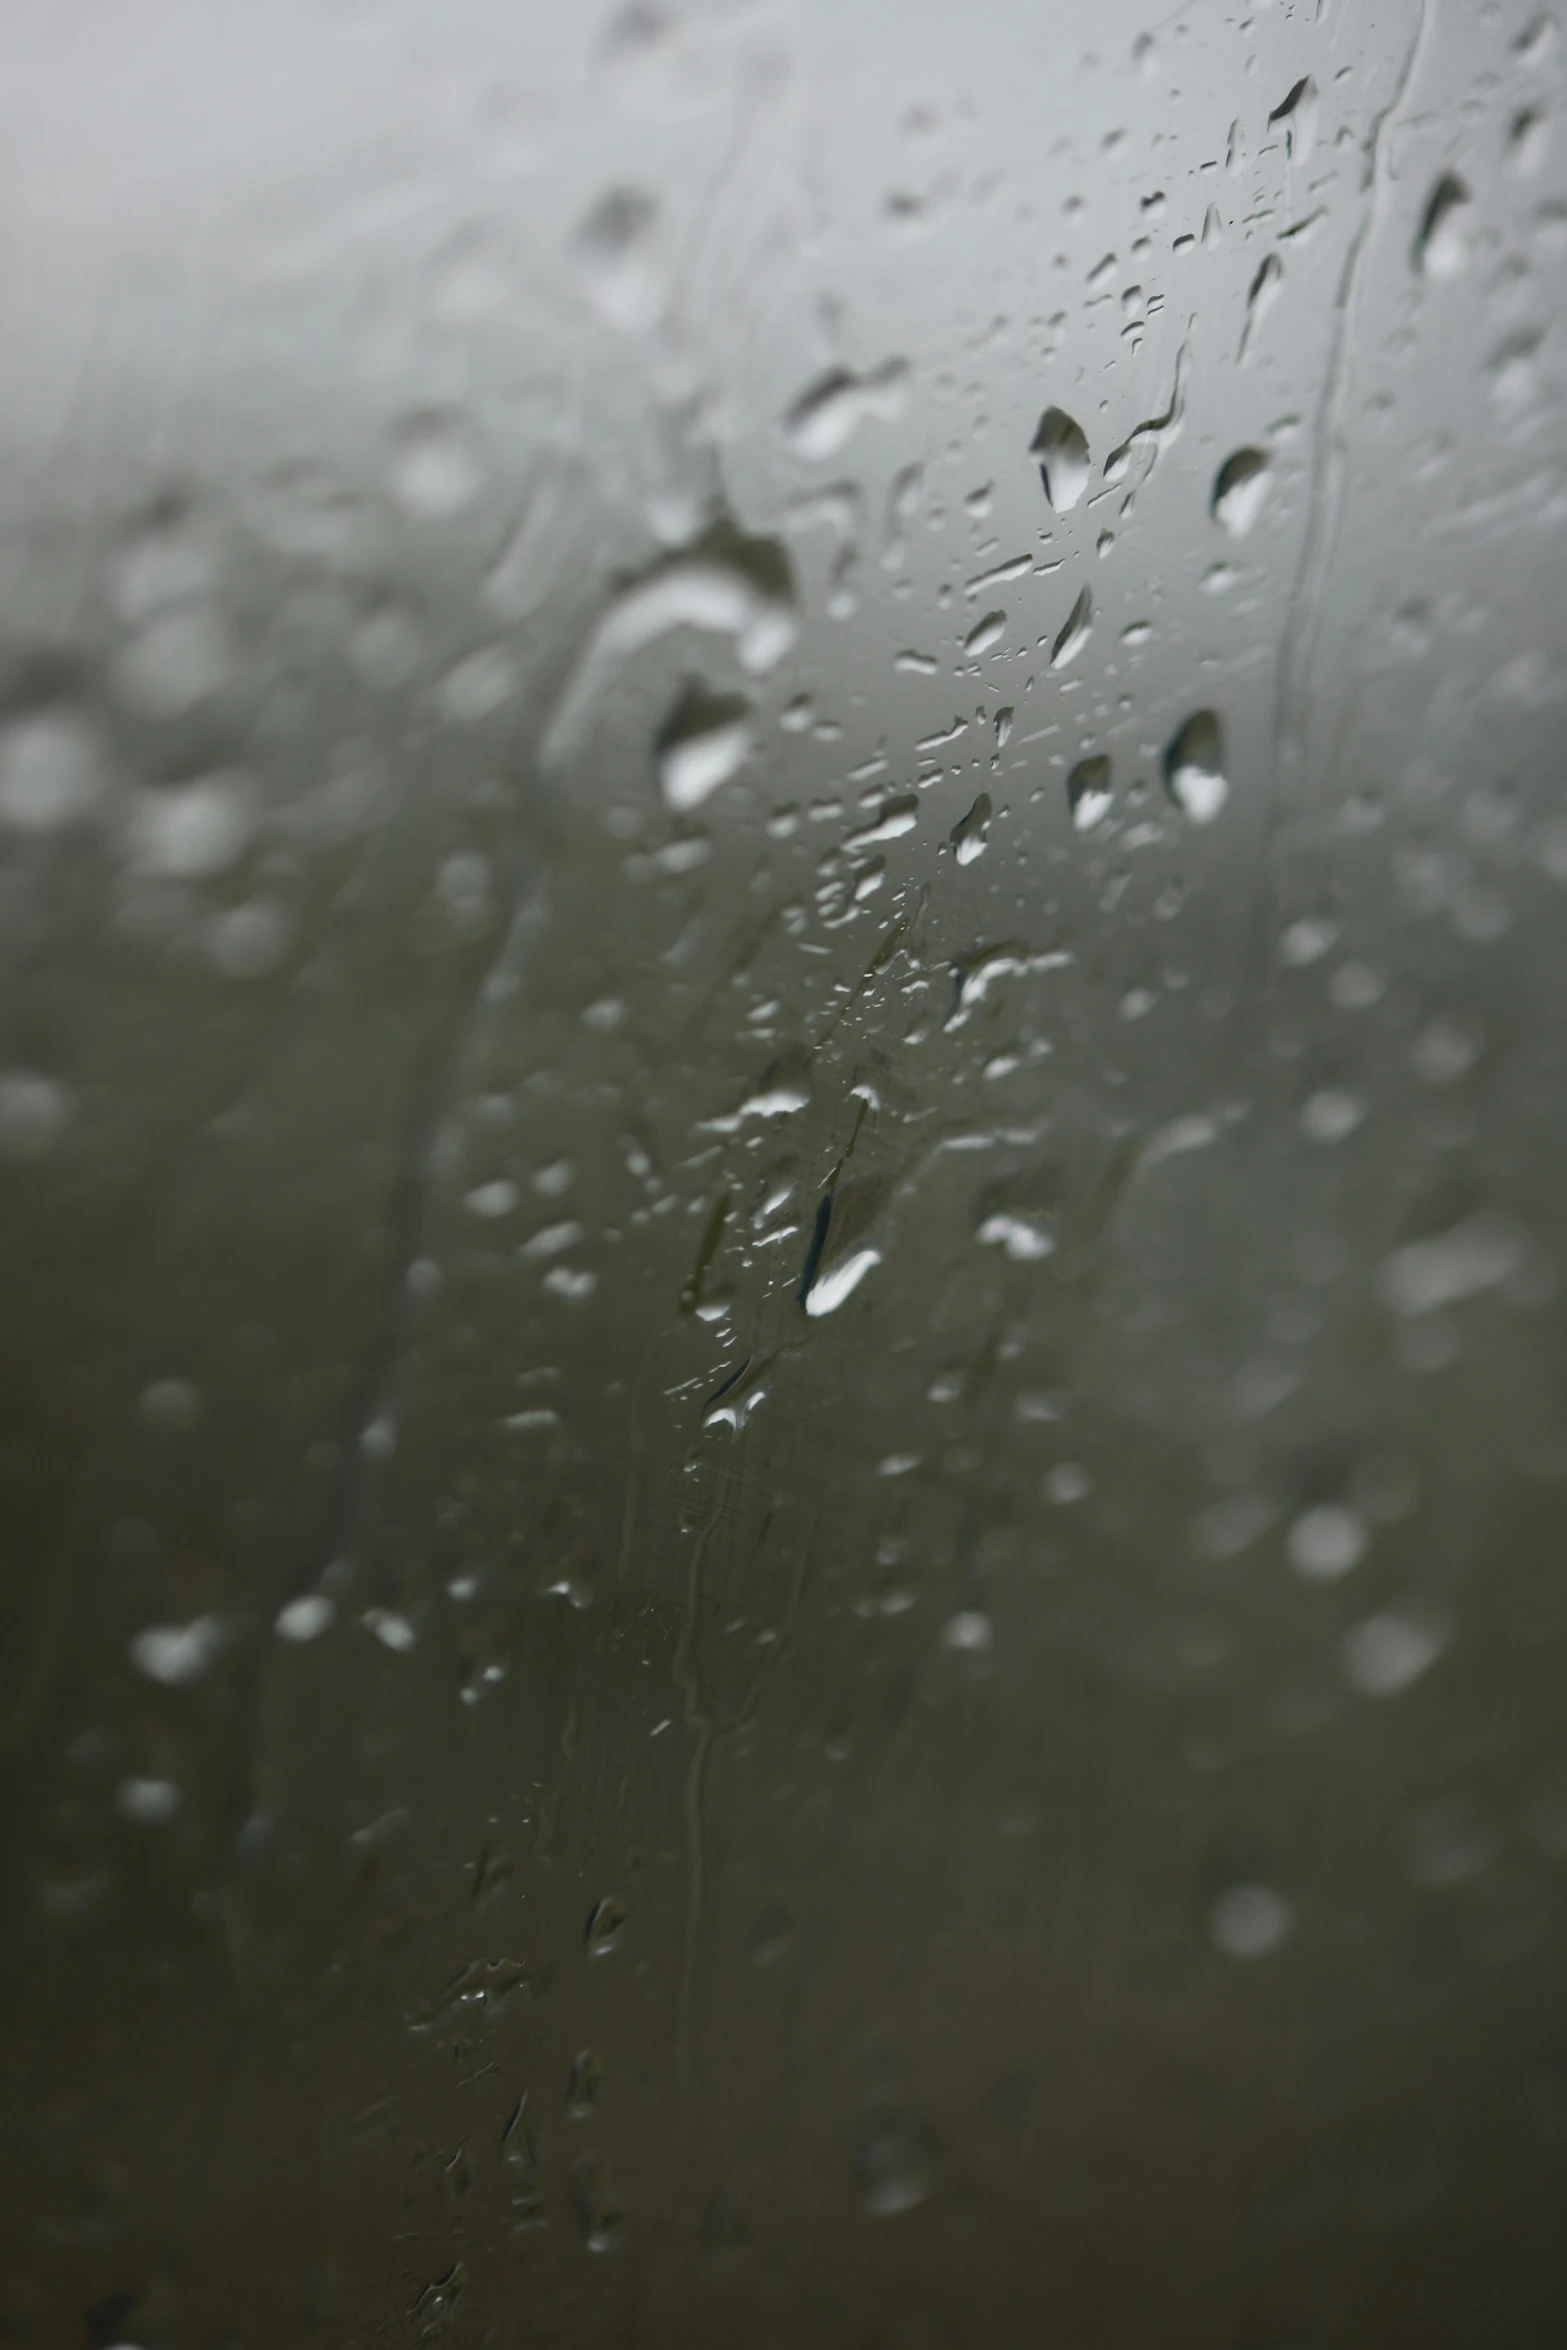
[{"xmin": 2, "ymin": 1, "xmax": 1566, "ymax": 2343}]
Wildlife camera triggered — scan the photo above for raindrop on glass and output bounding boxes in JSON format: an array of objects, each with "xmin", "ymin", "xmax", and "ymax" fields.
[
  {"xmin": 951, "ymin": 792, "xmax": 992, "ymax": 866},
  {"xmin": 1414, "ymin": 174, "xmax": 1472, "ymax": 281},
  {"xmin": 1049, "ymin": 586, "xmax": 1092, "ymax": 670},
  {"xmin": 1209, "ymin": 1883, "xmax": 1294, "ymax": 1961},
  {"xmin": 585, "ymin": 1894, "xmax": 628, "ymax": 1955},
  {"xmin": 1030, "ymin": 407, "xmax": 1090, "ymax": 511},
  {"xmin": 855, "ymin": 2122, "xmax": 941, "ymax": 2217},
  {"xmin": 1067, "ymin": 754, "xmax": 1113, "ymax": 831},
  {"xmin": 1286, "ymin": 1504, "xmax": 1367, "ymax": 1582},
  {"xmin": 1163, "ymin": 710, "xmax": 1228, "ymax": 824},
  {"xmin": 653, "ymin": 681, "xmax": 752, "ymax": 813},
  {"xmin": 1211, "ymin": 448, "xmax": 1272, "ymax": 538}
]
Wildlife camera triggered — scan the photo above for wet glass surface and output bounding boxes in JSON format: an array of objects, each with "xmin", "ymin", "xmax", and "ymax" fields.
[{"xmin": 3, "ymin": 2, "xmax": 1567, "ymax": 2342}]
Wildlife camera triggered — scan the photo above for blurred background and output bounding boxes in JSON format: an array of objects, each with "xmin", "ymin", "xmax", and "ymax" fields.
[{"xmin": 3, "ymin": 1, "xmax": 1567, "ymax": 2342}]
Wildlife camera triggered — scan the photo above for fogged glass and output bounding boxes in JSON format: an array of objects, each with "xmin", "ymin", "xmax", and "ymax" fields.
[{"xmin": 3, "ymin": 1, "xmax": 1567, "ymax": 2342}]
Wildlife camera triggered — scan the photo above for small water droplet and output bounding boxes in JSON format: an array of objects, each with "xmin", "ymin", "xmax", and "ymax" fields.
[
  {"xmin": 1286, "ymin": 1504, "xmax": 1367, "ymax": 1582},
  {"xmin": 951, "ymin": 791, "xmax": 992, "ymax": 865},
  {"xmin": 1278, "ymin": 915, "xmax": 1337, "ymax": 967},
  {"xmin": 1412, "ymin": 1013, "xmax": 1482, "ymax": 1085},
  {"xmin": 701, "ymin": 2185, "xmax": 750, "ymax": 2260},
  {"xmin": 1345, "ymin": 1612, "xmax": 1446, "ymax": 1698},
  {"xmin": 1030, "ymin": 407, "xmax": 1090, "ymax": 511},
  {"xmin": 748, "ymin": 1900, "xmax": 796, "ymax": 1966},
  {"xmin": 1240, "ymin": 253, "xmax": 1282, "ymax": 358},
  {"xmin": 1209, "ymin": 1882, "xmax": 1293, "ymax": 1960},
  {"xmin": 364, "ymin": 1607, "xmax": 417, "ymax": 1652},
  {"xmin": 571, "ymin": 2154, "xmax": 624, "ymax": 2251},
  {"xmin": 1509, "ymin": 105, "xmax": 1552, "ymax": 176},
  {"xmin": 116, "ymin": 606, "xmax": 231, "ymax": 718},
  {"xmin": 130, "ymin": 1617, "xmax": 220, "ymax": 1686},
  {"xmin": 465, "ymin": 1177, "xmax": 520, "ymax": 1220},
  {"xmin": 585, "ymin": 1894, "xmax": 628, "ymax": 1955},
  {"xmin": 0, "ymin": 709, "xmax": 104, "ymax": 833},
  {"xmin": 1488, "ymin": 329, "xmax": 1541, "ymax": 409},
  {"xmin": 275, "ymin": 1593, "xmax": 336, "ymax": 1643},
  {"xmin": 351, "ymin": 602, "xmax": 424, "ymax": 690},
  {"xmin": 1067, "ymin": 754, "xmax": 1113, "ymax": 831},
  {"xmin": 977, "ymin": 1210, "xmax": 1054, "ymax": 1262},
  {"xmin": 208, "ymin": 899, "xmax": 288, "ymax": 981},
  {"xmin": 438, "ymin": 646, "xmax": 518, "ymax": 725},
  {"xmin": 855, "ymin": 2122, "xmax": 941, "ymax": 2217},
  {"xmin": 653, "ymin": 681, "xmax": 752, "ymax": 812},
  {"xmin": 116, "ymin": 1776, "xmax": 182, "ymax": 1826},
  {"xmin": 0, "ymin": 1070, "xmax": 73, "ymax": 1164},
  {"xmin": 567, "ymin": 2046, "xmax": 603, "ymax": 2117},
  {"xmin": 140, "ymin": 1377, "xmax": 202, "ymax": 1436},
  {"xmin": 389, "ymin": 410, "xmax": 484, "ymax": 519},
  {"xmin": 1299, "ymin": 1087, "xmax": 1366, "ymax": 1146},
  {"xmin": 1414, "ymin": 174, "xmax": 1472, "ymax": 281},
  {"xmin": 125, "ymin": 770, "xmax": 259, "ymax": 879},
  {"xmin": 1163, "ymin": 710, "xmax": 1228, "ymax": 824},
  {"xmin": 1212, "ymin": 447, "xmax": 1273, "ymax": 537},
  {"xmin": 575, "ymin": 187, "xmax": 662, "ymax": 330},
  {"xmin": 1049, "ymin": 585, "xmax": 1092, "ymax": 669},
  {"xmin": 1045, "ymin": 1461, "xmax": 1091, "ymax": 1505}
]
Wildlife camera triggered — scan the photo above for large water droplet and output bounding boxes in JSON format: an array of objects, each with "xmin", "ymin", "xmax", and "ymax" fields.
[
  {"xmin": 963, "ymin": 608, "xmax": 1007, "ymax": 660},
  {"xmin": 1031, "ymin": 407, "xmax": 1090, "ymax": 511},
  {"xmin": 1067, "ymin": 754, "xmax": 1113, "ymax": 831},
  {"xmin": 1050, "ymin": 585, "xmax": 1092, "ymax": 669},
  {"xmin": 1268, "ymin": 76, "xmax": 1319, "ymax": 164},
  {"xmin": 1212, "ymin": 448, "xmax": 1272, "ymax": 537},
  {"xmin": 543, "ymin": 524, "xmax": 795, "ymax": 768},
  {"xmin": 1414, "ymin": 174, "xmax": 1472, "ymax": 281},
  {"xmin": 1163, "ymin": 710, "xmax": 1228, "ymax": 824},
  {"xmin": 803, "ymin": 1243, "xmax": 881, "ymax": 1318},
  {"xmin": 800, "ymin": 1179, "xmax": 885, "ymax": 1319},
  {"xmin": 784, "ymin": 360, "xmax": 908, "ymax": 461},
  {"xmin": 654, "ymin": 681, "xmax": 752, "ymax": 812}
]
